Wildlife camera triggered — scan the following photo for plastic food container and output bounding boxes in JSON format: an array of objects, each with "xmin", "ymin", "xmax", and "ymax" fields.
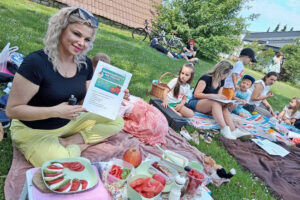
[
  {"xmin": 161, "ymin": 150, "xmax": 189, "ymax": 172},
  {"xmin": 127, "ymin": 175, "xmax": 162, "ymax": 200},
  {"xmin": 148, "ymin": 160, "xmax": 178, "ymax": 184},
  {"xmin": 104, "ymin": 158, "xmax": 134, "ymax": 188},
  {"xmin": 185, "ymin": 172, "xmax": 207, "ymax": 196}
]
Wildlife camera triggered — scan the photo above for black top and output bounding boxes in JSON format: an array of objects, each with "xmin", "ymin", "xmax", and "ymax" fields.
[
  {"xmin": 192, "ymin": 74, "xmax": 224, "ymax": 97},
  {"xmin": 17, "ymin": 49, "xmax": 93, "ymax": 129}
]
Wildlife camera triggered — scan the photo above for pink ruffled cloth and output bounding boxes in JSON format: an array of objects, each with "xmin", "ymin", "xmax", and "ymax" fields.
[{"xmin": 123, "ymin": 99, "xmax": 168, "ymax": 146}]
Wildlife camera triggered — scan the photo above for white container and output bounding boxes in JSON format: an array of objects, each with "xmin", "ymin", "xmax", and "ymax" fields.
[{"xmin": 162, "ymin": 150, "xmax": 189, "ymax": 172}]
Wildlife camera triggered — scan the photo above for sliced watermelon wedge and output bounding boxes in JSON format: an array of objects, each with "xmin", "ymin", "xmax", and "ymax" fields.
[{"xmin": 44, "ymin": 173, "xmax": 64, "ymax": 181}]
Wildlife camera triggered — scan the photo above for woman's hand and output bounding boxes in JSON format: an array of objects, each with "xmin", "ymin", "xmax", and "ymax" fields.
[
  {"xmin": 162, "ymin": 101, "xmax": 168, "ymax": 108},
  {"xmin": 53, "ymin": 102, "xmax": 86, "ymax": 120},
  {"xmin": 215, "ymin": 94, "xmax": 227, "ymax": 100}
]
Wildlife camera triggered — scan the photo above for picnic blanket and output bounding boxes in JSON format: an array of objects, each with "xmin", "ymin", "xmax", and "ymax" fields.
[
  {"xmin": 220, "ymin": 136, "xmax": 300, "ymax": 200},
  {"xmin": 188, "ymin": 112, "xmax": 220, "ymax": 130},
  {"xmin": 4, "ymin": 128, "xmax": 223, "ymax": 200}
]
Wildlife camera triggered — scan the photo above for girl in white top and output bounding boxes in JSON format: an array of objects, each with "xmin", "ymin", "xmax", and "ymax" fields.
[
  {"xmin": 248, "ymin": 72, "xmax": 278, "ymax": 117},
  {"xmin": 277, "ymin": 97, "xmax": 300, "ymax": 125},
  {"xmin": 162, "ymin": 63, "xmax": 195, "ymax": 118}
]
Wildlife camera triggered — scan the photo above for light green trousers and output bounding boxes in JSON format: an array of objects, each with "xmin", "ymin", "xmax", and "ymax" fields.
[{"xmin": 10, "ymin": 112, "xmax": 124, "ymax": 167}]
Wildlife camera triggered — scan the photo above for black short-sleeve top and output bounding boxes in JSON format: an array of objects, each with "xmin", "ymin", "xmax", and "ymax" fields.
[
  {"xmin": 192, "ymin": 74, "xmax": 224, "ymax": 97},
  {"xmin": 17, "ymin": 49, "xmax": 93, "ymax": 129}
]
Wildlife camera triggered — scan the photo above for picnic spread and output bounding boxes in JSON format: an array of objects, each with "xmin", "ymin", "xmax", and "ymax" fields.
[{"xmin": 5, "ymin": 128, "xmax": 224, "ymax": 200}]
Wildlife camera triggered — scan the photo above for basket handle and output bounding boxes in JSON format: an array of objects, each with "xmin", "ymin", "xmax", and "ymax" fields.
[{"xmin": 158, "ymin": 72, "xmax": 176, "ymax": 84}]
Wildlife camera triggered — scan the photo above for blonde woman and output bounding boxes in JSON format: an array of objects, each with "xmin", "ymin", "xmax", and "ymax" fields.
[
  {"xmin": 6, "ymin": 7, "xmax": 124, "ymax": 167},
  {"xmin": 187, "ymin": 60, "xmax": 245, "ymax": 139}
]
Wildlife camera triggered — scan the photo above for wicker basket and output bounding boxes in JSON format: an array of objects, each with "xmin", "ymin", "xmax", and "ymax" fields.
[{"xmin": 150, "ymin": 72, "xmax": 176, "ymax": 99}]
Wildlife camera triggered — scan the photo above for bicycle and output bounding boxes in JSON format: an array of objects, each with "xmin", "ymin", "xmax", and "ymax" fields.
[
  {"xmin": 167, "ymin": 32, "xmax": 184, "ymax": 52},
  {"xmin": 155, "ymin": 29, "xmax": 183, "ymax": 52},
  {"xmin": 132, "ymin": 19, "xmax": 151, "ymax": 41}
]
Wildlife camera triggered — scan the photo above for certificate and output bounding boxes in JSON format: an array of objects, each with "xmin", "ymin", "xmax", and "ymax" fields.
[{"xmin": 83, "ymin": 61, "xmax": 132, "ymax": 120}]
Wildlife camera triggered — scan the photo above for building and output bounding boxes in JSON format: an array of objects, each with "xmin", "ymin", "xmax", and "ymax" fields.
[
  {"xmin": 32, "ymin": 0, "xmax": 161, "ymax": 28},
  {"xmin": 243, "ymin": 31, "xmax": 300, "ymax": 52}
]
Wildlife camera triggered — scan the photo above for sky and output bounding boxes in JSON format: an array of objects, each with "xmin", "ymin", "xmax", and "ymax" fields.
[{"xmin": 240, "ymin": 0, "xmax": 300, "ymax": 32}]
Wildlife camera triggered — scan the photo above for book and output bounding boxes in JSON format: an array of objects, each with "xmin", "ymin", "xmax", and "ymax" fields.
[
  {"xmin": 83, "ymin": 61, "xmax": 132, "ymax": 120},
  {"xmin": 208, "ymin": 97, "xmax": 239, "ymax": 104}
]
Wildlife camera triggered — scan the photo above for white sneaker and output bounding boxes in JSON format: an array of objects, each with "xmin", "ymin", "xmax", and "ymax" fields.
[
  {"xmin": 221, "ymin": 126, "xmax": 236, "ymax": 140},
  {"xmin": 231, "ymin": 128, "xmax": 250, "ymax": 138},
  {"xmin": 180, "ymin": 129, "xmax": 192, "ymax": 140}
]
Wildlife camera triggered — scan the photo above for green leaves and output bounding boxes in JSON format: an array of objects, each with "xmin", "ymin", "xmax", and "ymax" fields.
[{"xmin": 153, "ymin": 0, "xmax": 249, "ymax": 60}]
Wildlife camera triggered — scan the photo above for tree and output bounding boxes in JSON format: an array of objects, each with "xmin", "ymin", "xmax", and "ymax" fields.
[
  {"xmin": 281, "ymin": 24, "xmax": 287, "ymax": 32},
  {"xmin": 153, "ymin": 0, "xmax": 257, "ymax": 60},
  {"xmin": 280, "ymin": 39, "xmax": 300, "ymax": 83},
  {"xmin": 244, "ymin": 41, "xmax": 273, "ymax": 71},
  {"xmin": 273, "ymin": 24, "xmax": 280, "ymax": 32},
  {"xmin": 267, "ymin": 27, "xmax": 270, "ymax": 32},
  {"xmin": 290, "ymin": 27, "xmax": 294, "ymax": 31}
]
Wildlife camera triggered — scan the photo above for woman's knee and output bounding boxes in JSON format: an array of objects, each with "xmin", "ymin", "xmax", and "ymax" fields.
[{"xmin": 29, "ymin": 144, "xmax": 80, "ymax": 167}]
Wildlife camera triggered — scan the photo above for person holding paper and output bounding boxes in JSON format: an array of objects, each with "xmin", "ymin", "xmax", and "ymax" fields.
[
  {"xmin": 187, "ymin": 61, "xmax": 246, "ymax": 140},
  {"xmin": 6, "ymin": 7, "xmax": 124, "ymax": 167}
]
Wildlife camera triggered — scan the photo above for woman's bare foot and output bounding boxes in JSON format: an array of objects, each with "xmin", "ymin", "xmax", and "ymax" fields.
[{"xmin": 59, "ymin": 133, "xmax": 85, "ymax": 147}]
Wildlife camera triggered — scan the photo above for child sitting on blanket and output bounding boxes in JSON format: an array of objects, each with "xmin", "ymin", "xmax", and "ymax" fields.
[
  {"xmin": 231, "ymin": 75, "xmax": 255, "ymax": 118},
  {"xmin": 162, "ymin": 63, "xmax": 195, "ymax": 118},
  {"xmin": 277, "ymin": 97, "xmax": 300, "ymax": 125}
]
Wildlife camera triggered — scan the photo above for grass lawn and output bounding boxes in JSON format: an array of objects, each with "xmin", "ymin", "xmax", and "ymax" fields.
[{"xmin": 1, "ymin": 0, "xmax": 300, "ymax": 199}]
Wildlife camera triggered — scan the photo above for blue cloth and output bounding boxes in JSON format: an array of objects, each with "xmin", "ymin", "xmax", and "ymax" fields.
[{"xmin": 232, "ymin": 90, "xmax": 251, "ymax": 116}]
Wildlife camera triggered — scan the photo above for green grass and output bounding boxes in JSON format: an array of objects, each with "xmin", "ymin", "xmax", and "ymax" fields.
[{"xmin": 1, "ymin": 0, "xmax": 300, "ymax": 199}]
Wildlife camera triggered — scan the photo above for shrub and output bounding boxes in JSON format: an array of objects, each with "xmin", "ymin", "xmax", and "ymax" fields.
[{"xmin": 153, "ymin": 0, "xmax": 253, "ymax": 60}]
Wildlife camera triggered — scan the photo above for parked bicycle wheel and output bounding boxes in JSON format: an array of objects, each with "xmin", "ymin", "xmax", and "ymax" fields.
[
  {"xmin": 132, "ymin": 28, "xmax": 148, "ymax": 41},
  {"xmin": 168, "ymin": 38, "xmax": 183, "ymax": 52}
]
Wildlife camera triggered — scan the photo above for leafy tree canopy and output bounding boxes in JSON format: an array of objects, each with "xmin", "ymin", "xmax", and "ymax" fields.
[{"xmin": 153, "ymin": 0, "xmax": 256, "ymax": 60}]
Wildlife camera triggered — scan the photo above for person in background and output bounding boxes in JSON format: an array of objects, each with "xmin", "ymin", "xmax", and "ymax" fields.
[
  {"xmin": 181, "ymin": 40, "xmax": 199, "ymax": 64},
  {"xmin": 231, "ymin": 75, "xmax": 255, "ymax": 118},
  {"xmin": 277, "ymin": 97, "xmax": 300, "ymax": 125},
  {"xmin": 92, "ymin": 52, "xmax": 110, "ymax": 71},
  {"xmin": 222, "ymin": 48, "xmax": 256, "ymax": 100},
  {"xmin": 187, "ymin": 60, "xmax": 247, "ymax": 140},
  {"xmin": 6, "ymin": 7, "xmax": 124, "ymax": 167},
  {"xmin": 92, "ymin": 53, "xmax": 130, "ymax": 101},
  {"xmin": 162, "ymin": 63, "xmax": 195, "ymax": 118},
  {"xmin": 247, "ymin": 72, "xmax": 278, "ymax": 118},
  {"xmin": 150, "ymin": 38, "xmax": 177, "ymax": 59},
  {"xmin": 266, "ymin": 52, "xmax": 284, "ymax": 74}
]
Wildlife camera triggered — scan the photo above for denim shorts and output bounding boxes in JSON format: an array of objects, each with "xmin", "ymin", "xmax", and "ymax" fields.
[{"xmin": 187, "ymin": 99, "xmax": 199, "ymax": 111}]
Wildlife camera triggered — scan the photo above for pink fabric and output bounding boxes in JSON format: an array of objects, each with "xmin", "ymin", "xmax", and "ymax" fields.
[
  {"xmin": 28, "ymin": 167, "xmax": 110, "ymax": 200},
  {"xmin": 5, "ymin": 129, "xmax": 225, "ymax": 200},
  {"xmin": 123, "ymin": 100, "xmax": 168, "ymax": 146}
]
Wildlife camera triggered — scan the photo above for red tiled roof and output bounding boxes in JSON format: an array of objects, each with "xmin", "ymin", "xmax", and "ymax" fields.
[{"xmin": 56, "ymin": 0, "xmax": 161, "ymax": 28}]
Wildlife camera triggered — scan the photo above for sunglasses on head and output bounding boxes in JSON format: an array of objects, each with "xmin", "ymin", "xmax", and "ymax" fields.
[{"xmin": 69, "ymin": 8, "xmax": 99, "ymax": 28}]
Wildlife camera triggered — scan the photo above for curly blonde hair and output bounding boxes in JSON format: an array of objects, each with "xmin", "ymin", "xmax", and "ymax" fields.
[{"xmin": 43, "ymin": 7, "xmax": 98, "ymax": 71}]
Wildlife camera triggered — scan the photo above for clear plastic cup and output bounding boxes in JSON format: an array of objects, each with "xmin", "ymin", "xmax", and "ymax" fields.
[{"xmin": 185, "ymin": 172, "xmax": 206, "ymax": 196}]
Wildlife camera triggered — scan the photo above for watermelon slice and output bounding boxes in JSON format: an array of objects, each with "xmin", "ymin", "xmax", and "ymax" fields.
[
  {"xmin": 49, "ymin": 179, "xmax": 70, "ymax": 191},
  {"xmin": 80, "ymin": 180, "xmax": 88, "ymax": 190},
  {"xmin": 56, "ymin": 179, "xmax": 72, "ymax": 192},
  {"xmin": 70, "ymin": 179, "xmax": 80, "ymax": 191},
  {"xmin": 44, "ymin": 173, "xmax": 64, "ymax": 181},
  {"xmin": 46, "ymin": 177, "xmax": 64, "ymax": 185}
]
